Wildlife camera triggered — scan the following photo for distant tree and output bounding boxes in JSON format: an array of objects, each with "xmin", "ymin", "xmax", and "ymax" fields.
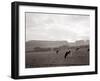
[
  {"xmin": 34, "ymin": 47, "xmax": 51, "ymax": 52},
  {"xmin": 34, "ymin": 47, "xmax": 41, "ymax": 50}
]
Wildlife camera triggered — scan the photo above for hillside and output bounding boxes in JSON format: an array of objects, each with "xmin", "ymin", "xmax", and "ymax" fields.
[{"xmin": 25, "ymin": 40, "xmax": 89, "ymax": 52}]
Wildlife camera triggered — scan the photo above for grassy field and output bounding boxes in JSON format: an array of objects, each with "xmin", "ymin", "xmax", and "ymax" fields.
[{"xmin": 25, "ymin": 45, "xmax": 89, "ymax": 68}]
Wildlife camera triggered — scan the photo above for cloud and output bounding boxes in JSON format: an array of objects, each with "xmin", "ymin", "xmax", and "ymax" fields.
[{"xmin": 26, "ymin": 12, "xmax": 90, "ymax": 42}]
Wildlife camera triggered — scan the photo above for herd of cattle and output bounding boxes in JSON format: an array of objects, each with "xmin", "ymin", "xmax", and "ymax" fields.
[{"xmin": 55, "ymin": 47, "xmax": 89, "ymax": 59}]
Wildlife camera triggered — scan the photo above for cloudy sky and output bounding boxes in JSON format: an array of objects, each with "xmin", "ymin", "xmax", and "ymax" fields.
[{"xmin": 25, "ymin": 12, "xmax": 90, "ymax": 42}]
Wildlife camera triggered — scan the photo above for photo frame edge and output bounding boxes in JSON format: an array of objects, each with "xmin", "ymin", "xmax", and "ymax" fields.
[{"xmin": 11, "ymin": 2, "xmax": 19, "ymax": 79}]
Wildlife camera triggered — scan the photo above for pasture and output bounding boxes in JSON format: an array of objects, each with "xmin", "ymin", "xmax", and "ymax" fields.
[{"xmin": 25, "ymin": 45, "xmax": 89, "ymax": 68}]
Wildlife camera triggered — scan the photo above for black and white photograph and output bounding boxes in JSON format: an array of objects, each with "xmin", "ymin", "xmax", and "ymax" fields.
[
  {"xmin": 25, "ymin": 12, "xmax": 90, "ymax": 68},
  {"xmin": 11, "ymin": 1, "xmax": 97, "ymax": 79}
]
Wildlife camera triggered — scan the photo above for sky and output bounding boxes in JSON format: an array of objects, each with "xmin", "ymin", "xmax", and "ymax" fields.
[{"xmin": 25, "ymin": 12, "xmax": 90, "ymax": 42}]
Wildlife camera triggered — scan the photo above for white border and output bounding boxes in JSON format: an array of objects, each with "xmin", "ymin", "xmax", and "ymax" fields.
[{"xmin": 19, "ymin": 5, "xmax": 95, "ymax": 76}]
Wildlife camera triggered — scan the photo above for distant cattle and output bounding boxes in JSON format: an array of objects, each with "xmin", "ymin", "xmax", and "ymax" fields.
[
  {"xmin": 56, "ymin": 50, "xmax": 59, "ymax": 54},
  {"xmin": 76, "ymin": 47, "xmax": 79, "ymax": 51},
  {"xmin": 87, "ymin": 48, "xmax": 89, "ymax": 51},
  {"xmin": 64, "ymin": 50, "xmax": 71, "ymax": 59}
]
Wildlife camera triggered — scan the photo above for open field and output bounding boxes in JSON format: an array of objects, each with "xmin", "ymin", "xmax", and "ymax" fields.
[{"xmin": 25, "ymin": 44, "xmax": 89, "ymax": 68}]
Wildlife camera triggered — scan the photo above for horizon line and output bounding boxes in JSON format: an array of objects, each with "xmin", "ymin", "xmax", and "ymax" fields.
[{"xmin": 26, "ymin": 39, "xmax": 89, "ymax": 43}]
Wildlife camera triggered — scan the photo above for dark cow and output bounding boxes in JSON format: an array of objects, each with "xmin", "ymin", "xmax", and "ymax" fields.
[
  {"xmin": 64, "ymin": 50, "xmax": 71, "ymax": 59},
  {"xmin": 56, "ymin": 50, "xmax": 59, "ymax": 54},
  {"xmin": 87, "ymin": 48, "xmax": 89, "ymax": 51},
  {"xmin": 76, "ymin": 47, "xmax": 79, "ymax": 51}
]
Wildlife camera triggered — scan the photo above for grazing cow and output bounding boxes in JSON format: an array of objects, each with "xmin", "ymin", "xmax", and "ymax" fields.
[
  {"xmin": 64, "ymin": 50, "xmax": 71, "ymax": 59},
  {"xmin": 76, "ymin": 47, "xmax": 79, "ymax": 51},
  {"xmin": 56, "ymin": 50, "xmax": 59, "ymax": 54},
  {"xmin": 87, "ymin": 48, "xmax": 89, "ymax": 51}
]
